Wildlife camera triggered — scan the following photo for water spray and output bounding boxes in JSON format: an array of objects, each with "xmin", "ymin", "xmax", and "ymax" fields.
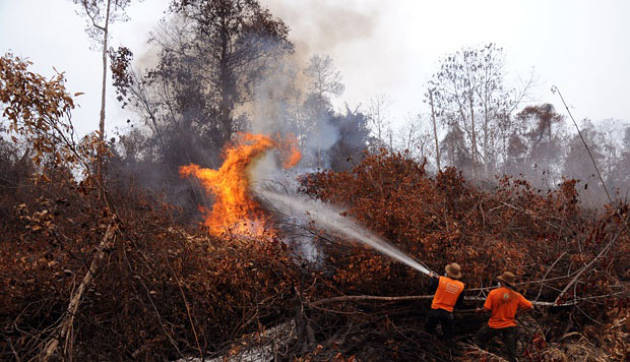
[{"xmin": 256, "ymin": 188, "xmax": 434, "ymax": 276}]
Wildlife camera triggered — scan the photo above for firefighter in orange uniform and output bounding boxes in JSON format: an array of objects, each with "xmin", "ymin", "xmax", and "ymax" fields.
[
  {"xmin": 425, "ymin": 262, "xmax": 465, "ymax": 340},
  {"xmin": 475, "ymin": 271, "xmax": 534, "ymax": 362}
]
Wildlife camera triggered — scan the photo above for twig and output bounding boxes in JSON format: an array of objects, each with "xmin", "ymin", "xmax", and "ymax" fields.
[
  {"xmin": 465, "ymin": 296, "xmax": 560, "ymax": 307},
  {"xmin": 41, "ymin": 222, "xmax": 116, "ymax": 361},
  {"xmin": 551, "ymin": 86, "xmax": 613, "ymax": 204},
  {"xmin": 535, "ymin": 251, "xmax": 566, "ymax": 302},
  {"xmin": 570, "ymin": 289, "xmax": 629, "ymax": 303},
  {"xmin": 466, "ymin": 274, "xmax": 574, "ymax": 292},
  {"xmin": 311, "ymin": 294, "xmax": 434, "ymax": 306},
  {"xmin": 309, "ymin": 304, "xmax": 364, "ymax": 315},
  {"xmin": 135, "ymin": 272, "xmax": 185, "ymax": 358},
  {"xmin": 553, "ymin": 230, "xmax": 622, "ymax": 305},
  {"xmin": 461, "ymin": 342, "xmax": 511, "ymax": 362},
  {"xmin": 7, "ymin": 334, "xmax": 21, "ymax": 362},
  {"xmin": 168, "ymin": 263, "xmax": 203, "ymax": 358}
]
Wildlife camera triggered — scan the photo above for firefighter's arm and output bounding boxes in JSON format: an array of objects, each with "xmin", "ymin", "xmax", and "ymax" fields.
[
  {"xmin": 455, "ymin": 289, "xmax": 465, "ymax": 310},
  {"xmin": 519, "ymin": 295, "xmax": 534, "ymax": 311},
  {"xmin": 476, "ymin": 294, "xmax": 492, "ymax": 313},
  {"xmin": 428, "ymin": 273, "xmax": 439, "ymax": 293},
  {"xmin": 520, "ymin": 301, "xmax": 534, "ymax": 311}
]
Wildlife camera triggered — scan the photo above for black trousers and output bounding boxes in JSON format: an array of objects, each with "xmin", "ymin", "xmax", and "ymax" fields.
[
  {"xmin": 424, "ymin": 308, "xmax": 454, "ymax": 339},
  {"xmin": 474, "ymin": 324, "xmax": 518, "ymax": 362}
]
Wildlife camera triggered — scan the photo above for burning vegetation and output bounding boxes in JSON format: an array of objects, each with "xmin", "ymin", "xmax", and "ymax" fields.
[
  {"xmin": 1, "ymin": 1, "xmax": 630, "ymax": 361},
  {"xmin": 179, "ymin": 133, "xmax": 301, "ymax": 236}
]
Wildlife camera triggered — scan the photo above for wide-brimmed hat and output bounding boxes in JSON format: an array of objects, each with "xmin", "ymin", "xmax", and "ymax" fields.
[
  {"xmin": 497, "ymin": 271, "xmax": 516, "ymax": 287},
  {"xmin": 445, "ymin": 263, "xmax": 462, "ymax": 279}
]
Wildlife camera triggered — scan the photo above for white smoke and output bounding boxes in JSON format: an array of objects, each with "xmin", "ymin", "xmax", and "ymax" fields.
[{"xmin": 255, "ymin": 186, "xmax": 433, "ymax": 275}]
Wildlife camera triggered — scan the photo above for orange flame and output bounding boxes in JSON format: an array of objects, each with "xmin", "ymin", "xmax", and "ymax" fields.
[{"xmin": 180, "ymin": 133, "xmax": 301, "ymax": 236}]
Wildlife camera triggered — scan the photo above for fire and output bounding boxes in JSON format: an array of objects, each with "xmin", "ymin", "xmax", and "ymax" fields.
[{"xmin": 180, "ymin": 133, "xmax": 301, "ymax": 236}]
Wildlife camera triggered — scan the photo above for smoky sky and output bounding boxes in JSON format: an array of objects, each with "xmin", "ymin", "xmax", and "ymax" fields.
[{"xmin": 1, "ymin": 0, "xmax": 629, "ymax": 138}]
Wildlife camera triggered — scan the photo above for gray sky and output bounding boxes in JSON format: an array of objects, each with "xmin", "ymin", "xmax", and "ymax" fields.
[{"xmin": 1, "ymin": 0, "xmax": 629, "ymax": 137}]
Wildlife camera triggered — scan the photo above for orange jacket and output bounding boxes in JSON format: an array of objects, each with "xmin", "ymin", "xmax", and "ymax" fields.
[
  {"xmin": 483, "ymin": 287, "xmax": 533, "ymax": 329},
  {"xmin": 431, "ymin": 276, "xmax": 465, "ymax": 312}
]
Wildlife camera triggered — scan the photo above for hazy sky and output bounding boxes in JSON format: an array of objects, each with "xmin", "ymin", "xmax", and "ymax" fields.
[{"xmin": 1, "ymin": 0, "xmax": 629, "ymax": 137}]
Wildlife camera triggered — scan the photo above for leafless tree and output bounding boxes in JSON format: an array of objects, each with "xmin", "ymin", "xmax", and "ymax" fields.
[
  {"xmin": 72, "ymin": 0, "xmax": 134, "ymax": 188},
  {"xmin": 302, "ymin": 54, "xmax": 345, "ymax": 168},
  {"xmin": 367, "ymin": 93, "xmax": 392, "ymax": 150},
  {"xmin": 427, "ymin": 43, "xmax": 530, "ymax": 179}
]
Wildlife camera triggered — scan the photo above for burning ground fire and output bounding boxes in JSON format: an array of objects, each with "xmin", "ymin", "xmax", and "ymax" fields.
[{"xmin": 180, "ymin": 133, "xmax": 301, "ymax": 236}]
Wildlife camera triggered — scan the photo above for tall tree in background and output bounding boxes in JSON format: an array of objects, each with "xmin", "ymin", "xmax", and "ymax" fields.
[
  {"xmin": 562, "ymin": 122, "xmax": 607, "ymax": 206},
  {"xmin": 440, "ymin": 124, "xmax": 471, "ymax": 171},
  {"xmin": 563, "ymin": 122, "xmax": 605, "ymax": 180},
  {"xmin": 72, "ymin": 0, "xmax": 134, "ymax": 189},
  {"xmin": 608, "ymin": 128, "xmax": 630, "ymax": 196},
  {"xmin": 503, "ymin": 104, "xmax": 564, "ymax": 184},
  {"xmin": 170, "ymin": 0, "xmax": 293, "ymax": 147},
  {"xmin": 427, "ymin": 43, "xmax": 528, "ymax": 178},
  {"xmin": 303, "ymin": 54, "xmax": 345, "ymax": 111},
  {"xmin": 367, "ymin": 93, "xmax": 392, "ymax": 151},
  {"xmin": 302, "ymin": 54, "xmax": 345, "ymax": 168},
  {"xmin": 327, "ymin": 107, "xmax": 370, "ymax": 171},
  {"xmin": 118, "ymin": 0, "xmax": 293, "ymax": 167},
  {"xmin": 107, "ymin": 0, "xmax": 293, "ymax": 212},
  {"xmin": 426, "ymin": 88, "xmax": 441, "ymax": 171}
]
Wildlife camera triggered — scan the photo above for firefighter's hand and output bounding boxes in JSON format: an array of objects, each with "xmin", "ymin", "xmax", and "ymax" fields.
[{"xmin": 475, "ymin": 307, "xmax": 485, "ymax": 314}]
